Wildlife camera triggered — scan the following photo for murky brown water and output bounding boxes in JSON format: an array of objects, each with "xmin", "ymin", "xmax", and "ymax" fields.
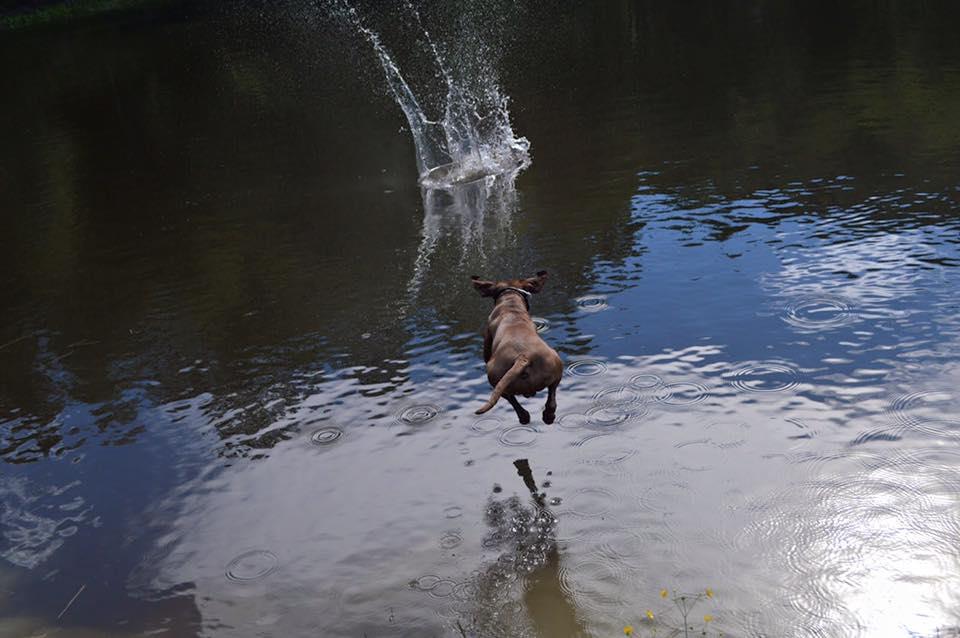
[{"xmin": 2, "ymin": 2, "xmax": 960, "ymax": 636}]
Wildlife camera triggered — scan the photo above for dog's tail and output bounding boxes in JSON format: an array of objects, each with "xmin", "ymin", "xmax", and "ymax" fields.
[{"xmin": 476, "ymin": 355, "xmax": 529, "ymax": 415}]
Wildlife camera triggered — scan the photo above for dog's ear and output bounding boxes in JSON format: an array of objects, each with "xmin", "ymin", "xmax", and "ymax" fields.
[
  {"xmin": 471, "ymin": 275, "xmax": 497, "ymax": 297},
  {"xmin": 522, "ymin": 270, "xmax": 548, "ymax": 294}
]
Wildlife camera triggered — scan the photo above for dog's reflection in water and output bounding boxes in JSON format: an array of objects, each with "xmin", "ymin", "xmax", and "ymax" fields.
[{"xmin": 456, "ymin": 460, "xmax": 588, "ymax": 638}]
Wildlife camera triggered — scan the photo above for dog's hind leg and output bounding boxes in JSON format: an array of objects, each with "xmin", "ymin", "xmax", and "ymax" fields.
[
  {"xmin": 505, "ymin": 394, "xmax": 530, "ymax": 425},
  {"xmin": 482, "ymin": 326, "xmax": 493, "ymax": 363},
  {"xmin": 542, "ymin": 381, "xmax": 559, "ymax": 424}
]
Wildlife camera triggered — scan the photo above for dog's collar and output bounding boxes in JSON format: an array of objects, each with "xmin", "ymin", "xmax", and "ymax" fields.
[{"xmin": 495, "ymin": 286, "xmax": 531, "ymax": 310}]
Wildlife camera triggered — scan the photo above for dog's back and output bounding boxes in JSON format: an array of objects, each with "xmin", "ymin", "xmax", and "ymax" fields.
[{"xmin": 471, "ymin": 272, "xmax": 562, "ymax": 424}]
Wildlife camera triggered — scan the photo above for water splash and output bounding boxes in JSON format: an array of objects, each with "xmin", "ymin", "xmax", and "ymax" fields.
[
  {"xmin": 339, "ymin": 2, "xmax": 532, "ymax": 304},
  {"xmin": 406, "ymin": 173, "xmax": 519, "ymax": 300},
  {"xmin": 341, "ymin": 1, "xmax": 530, "ymax": 186}
]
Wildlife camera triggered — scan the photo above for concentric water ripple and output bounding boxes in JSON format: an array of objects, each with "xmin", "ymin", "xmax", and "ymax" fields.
[
  {"xmin": 886, "ymin": 447, "xmax": 960, "ymax": 494},
  {"xmin": 584, "ymin": 404, "xmax": 645, "ymax": 427},
  {"xmin": 439, "ymin": 531, "xmax": 462, "ymax": 549},
  {"xmin": 428, "ymin": 579, "xmax": 457, "ymax": 598},
  {"xmin": 310, "ymin": 427, "xmax": 343, "ymax": 446},
  {"xmin": 786, "ymin": 417, "xmax": 817, "ymax": 442},
  {"xmin": 410, "ymin": 574, "xmax": 442, "ymax": 591},
  {"xmin": 592, "ymin": 385, "xmax": 644, "ymax": 406},
  {"xmin": 574, "ymin": 295, "xmax": 608, "ymax": 312},
  {"xmin": 562, "ymin": 487, "xmax": 621, "ymax": 517},
  {"xmin": 225, "ymin": 549, "xmax": 279, "ymax": 582},
  {"xmin": 531, "ymin": 316, "xmax": 550, "ymax": 333},
  {"xmin": 783, "ymin": 295, "xmax": 855, "ymax": 330},
  {"xmin": 558, "ymin": 559, "xmax": 629, "ymax": 614},
  {"xmin": 801, "ymin": 477, "xmax": 928, "ymax": 521},
  {"xmin": 640, "ymin": 481, "xmax": 695, "ymax": 514},
  {"xmin": 396, "ymin": 403, "xmax": 442, "ymax": 425},
  {"xmin": 729, "ymin": 363, "xmax": 800, "ymax": 393},
  {"xmin": 627, "ymin": 373, "xmax": 663, "ymax": 390},
  {"xmin": 654, "ymin": 382, "xmax": 709, "ymax": 405},
  {"xmin": 498, "ymin": 426, "xmax": 538, "ymax": 447},
  {"xmin": 901, "ymin": 418, "xmax": 960, "ymax": 440},
  {"xmin": 452, "ymin": 581, "xmax": 479, "ymax": 602},
  {"xmin": 852, "ymin": 419, "xmax": 960, "ymax": 446},
  {"xmin": 593, "ymin": 530, "xmax": 648, "ymax": 563},
  {"xmin": 580, "ymin": 447, "xmax": 638, "ymax": 468},
  {"xmin": 906, "ymin": 503, "xmax": 960, "ymax": 554},
  {"xmin": 470, "ymin": 416, "xmax": 503, "ymax": 434},
  {"xmin": 570, "ymin": 431, "xmax": 615, "ymax": 447},
  {"xmin": 557, "ymin": 412, "xmax": 590, "ymax": 430},
  {"xmin": 780, "ymin": 578, "xmax": 859, "ymax": 638},
  {"xmin": 889, "ymin": 389, "xmax": 958, "ymax": 425},
  {"xmin": 567, "ymin": 359, "xmax": 608, "ymax": 377},
  {"xmin": 849, "ymin": 427, "xmax": 901, "ymax": 447},
  {"xmin": 734, "ymin": 473, "xmax": 940, "ymax": 610}
]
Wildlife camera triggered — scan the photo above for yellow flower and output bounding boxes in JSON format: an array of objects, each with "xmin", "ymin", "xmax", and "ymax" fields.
[
  {"xmin": 704, "ymin": 614, "xmax": 714, "ymax": 623},
  {"xmin": 705, "ymin": 587, "xmax": 714, "ymax": 598},
  {"xmin": 623, "ymin": 626, "xmax": 634, "ymax": 636},
  {"xmin": 660, "ymin": 588, "xmax": 669, "ymax": 598},
  {"xmin": 646, "ymin": 610, "xmax": 655, "ymax": 620}
]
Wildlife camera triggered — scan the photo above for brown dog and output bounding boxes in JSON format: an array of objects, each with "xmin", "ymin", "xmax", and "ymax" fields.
[{"xmin": 471, "ymin": 271, "xmax": 563, "ymax": 424}]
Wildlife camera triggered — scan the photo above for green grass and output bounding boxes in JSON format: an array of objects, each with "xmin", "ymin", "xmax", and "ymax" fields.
[{"xmin": 0, "ymin": 0, "xmax": 168, "ymax": 30}]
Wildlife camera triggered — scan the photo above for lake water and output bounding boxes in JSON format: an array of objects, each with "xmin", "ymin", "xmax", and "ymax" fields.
[{"xmin": 2, "ymin": 2, "xmax": 960, "ymax": 636}]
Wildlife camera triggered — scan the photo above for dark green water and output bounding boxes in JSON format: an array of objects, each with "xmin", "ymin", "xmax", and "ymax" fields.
[{"xmin": 2, "ymin": 2, "xmax": 960, "ymax": 636}]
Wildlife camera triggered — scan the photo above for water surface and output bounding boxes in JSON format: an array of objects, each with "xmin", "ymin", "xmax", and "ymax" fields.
[{"xmin": 2, "ymin": 2, "xmax": 960, "ymax": 636}]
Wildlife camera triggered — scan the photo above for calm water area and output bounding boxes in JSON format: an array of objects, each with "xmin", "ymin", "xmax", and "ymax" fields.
[{"xmin": 2, "ymin": 2, "xmax": 960, "ymax": 636}]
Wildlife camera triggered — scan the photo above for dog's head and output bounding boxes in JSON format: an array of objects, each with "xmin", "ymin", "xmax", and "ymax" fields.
[{"xmin": 470, "ymin": 271, "xmax": 548, "ymax": 298}]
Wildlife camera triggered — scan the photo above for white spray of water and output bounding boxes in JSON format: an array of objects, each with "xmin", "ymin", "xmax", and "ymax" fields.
[
  {"xmin": 406, "ymin": 174, "xmax": 519, "ymax": 298},
  {"xmin": 341, "ymin": 1, "xmax": 530, "ymax": 187}
]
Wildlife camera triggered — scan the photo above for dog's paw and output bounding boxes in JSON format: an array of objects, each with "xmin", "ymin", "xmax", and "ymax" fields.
[
  {"xmin": 542, "ymin": 411, "xmax": 556, "ymax": 425},
  {"xmin": 518, "ymin": 412, "xmax": 531, "ymax": 425}
]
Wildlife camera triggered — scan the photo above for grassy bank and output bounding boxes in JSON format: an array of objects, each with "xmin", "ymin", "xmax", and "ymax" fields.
[{"xmin": 0, "ymin": 0, "xmax": 171, "ymax": 30}]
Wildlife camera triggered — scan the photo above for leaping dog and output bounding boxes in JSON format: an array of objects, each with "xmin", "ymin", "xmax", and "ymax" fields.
[{"xmin": 471, "ymin": 271, "xmax": 563, "ymax": 424}]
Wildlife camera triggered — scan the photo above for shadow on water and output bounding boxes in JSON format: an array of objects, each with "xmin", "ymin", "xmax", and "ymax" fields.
[{"xmin": 454, "ymin": 459, "xmax": 588, "ymax": 638}]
